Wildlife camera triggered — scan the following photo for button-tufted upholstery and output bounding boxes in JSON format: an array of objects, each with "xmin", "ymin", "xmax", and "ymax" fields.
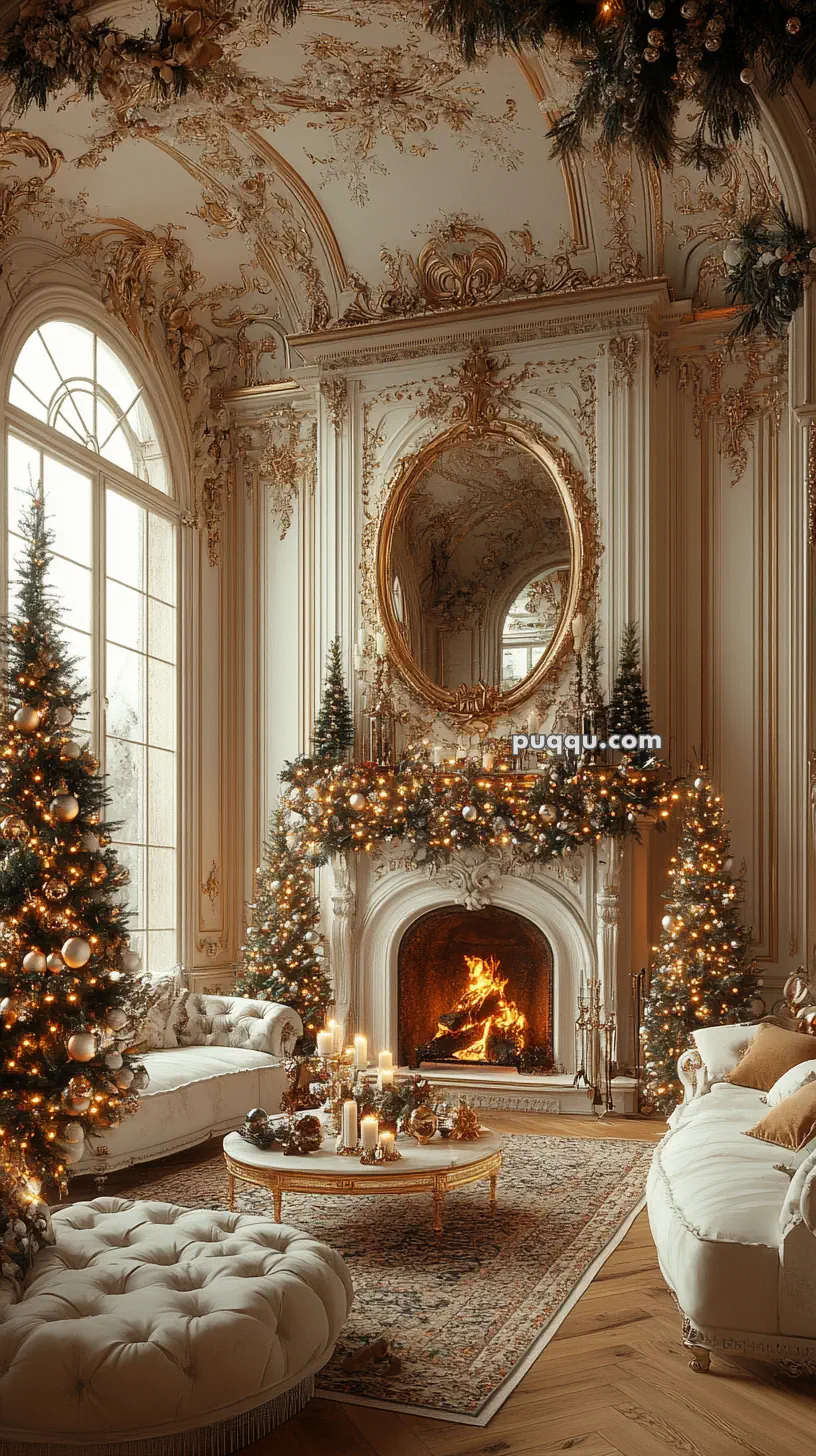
[
  {"xmin": 0, "ymin": 1197, "xmax": 352, "ymax": 1452},
  {"xmin": 74, "ymin": 997, "xmax": 302, "ymax": 1178}
]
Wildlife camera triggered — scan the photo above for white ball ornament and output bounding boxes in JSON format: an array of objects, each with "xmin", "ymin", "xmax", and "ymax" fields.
[
  {"xmin": 723, "ymin": 856, "xmax": 734, "ymax": 872},
  {"xmin": 55, "ymin": 706, "xmax": 74, "ymax": 727},
  {"xmin": 81, "ymin": 832, "xmax": 101, "ymax": 853},
  {"xmin": 693, "ymin": 777, "xmax": 704, "ymax": 790},
  {"xmin": 722, "ymin": 238, "xmax": 744, "ymax": 270},
  {"xmin": 60, "ymin": 741, "xmax": 82, "ymax": 760},
  {"xmin": 115, "ymin": 1067, "xmax": 135, "ymax": 1090},
  {"xmin": 13, "ymin": 705, "xmax": 40, "ymax": 732},
  {"xmin": 58, "ymin": 1121, "xmax": 85, "ymax": 1144},
  {"xmin": 51, "ymin": 792, "xmax": 79, "ymax": 822},
  {"xmin": 68, "ymin": 1095, "xmax": 91, "ymax": 1113},
  {"xmin": 105, "ymin": 1009, "xmax": 128, "ymax": 1032},
  {"xmin": 62, "ymin": 937, "xmax": 91, "ymax": 969},
  {"xmin": 462, "ymin": 805, "xmax": 478, "ymax": 822},
  {"xmin": 538, "ymin": 804, "xmax": 557, "ymax": 822},
  {"xmin": 22, "ymin": 951, "xmax": 47, "ymax": 974},
  {"xmin": 348, "ymin": 793, "xmax": 366, "ymax": 810},
  {"xmin": 104, "ymin": 1050, "xmax": 123, "ymax": 1071},
  {"xmin": 46, "ymin": 953, "xmax": 64, "ymax": 973},
  {"xmin": 67, "ymin": 1031, "xmax": 96, "ymax": 1062},
  {"xmin": 120, "ymin": 949, "xmax": 141, "ymax": 974},
  {"xmin": 661, "ymin": 914, "xmax": 674, "ymax": 931}
]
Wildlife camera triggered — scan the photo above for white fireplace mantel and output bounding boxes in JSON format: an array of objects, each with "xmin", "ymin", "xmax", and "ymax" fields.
[{"xmin": 322, "ymin": 837, "xmax": 625, "ymax": 1078}]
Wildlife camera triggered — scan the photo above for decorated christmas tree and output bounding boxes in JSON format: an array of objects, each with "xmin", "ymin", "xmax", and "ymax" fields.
[
  {"xmin": 0, "ymin": 491, "xmax": 147, "ymax": 1198},
  {"xmin": 313, "ymin": 637, "xmax": 354, "ymax": 762},
  {"xmin": 608, "ymin": 621, "xmax": 655, "ymax": 762},
  {"xmin": 234, "ymin": 803, "xmax": 332, "ymax": 1045},
  {"xmin": 641, "ymin": 771, "xmax": 757, "ymax": 1113}
]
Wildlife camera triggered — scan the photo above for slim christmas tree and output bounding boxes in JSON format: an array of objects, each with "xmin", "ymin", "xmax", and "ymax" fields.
[
  {"xmin": 608, "ymin": 621, "xmax": 654, "ymax": 761},
  {"xmin": 641, "ymin": 771, "xmax": 757, "ymax": 1113},
  {"xmin": 234, "ymin": 804, "xmax": 332, "ymax": 1045},
  {"xmin": 0, "ymin": 491, "xmax": 146, "ymax": 1197},
  {"xmin": 313, "ymin": 637, "xmax": 354, "ymax": 762}
]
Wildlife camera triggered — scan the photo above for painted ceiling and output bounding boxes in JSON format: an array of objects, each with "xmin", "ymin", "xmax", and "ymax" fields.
[{"xmin": 0, "ymin": 0, "xmax": 788, "ymax": 381}]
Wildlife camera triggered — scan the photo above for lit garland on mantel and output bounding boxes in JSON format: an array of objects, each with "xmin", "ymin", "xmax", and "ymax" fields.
[{"xmin": 281, "ymin": 748, "xmax": 676, "ymax": 870}]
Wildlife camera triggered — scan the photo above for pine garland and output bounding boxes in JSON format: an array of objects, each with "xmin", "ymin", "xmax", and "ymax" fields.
[
  {"xmin": 723, "ymin": 205, "xmax": 816, "ymax": 338},
  {"xmin": 640, "ymin": 770, "xmax": 758, "ymax": 1112}
]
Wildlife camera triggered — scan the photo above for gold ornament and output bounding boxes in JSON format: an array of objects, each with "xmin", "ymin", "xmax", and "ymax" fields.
[
  {"xmin": 1, "ymin": 815, "xmax": 29, "ymax": 842},
  {"xmin": 283, "ymin": 1114, "xmax": 323, "ymax": 1155},
  {"xmin": 62, "ymin": 937, "xmax": 91, "ymax": 969},
  {"xmin": 450, "ymin": 1100, "xmax": 481, "ymax": 1140},
  {"xmin": 13, "ymin": 705, "xmax": 40, "ymax": 732},
  {"xmin": 407, "ymin": 1105, "xmax": 439, "ymax": 1145},
  {"xmin": 50, "ymin": 791, "xmax": 79, "ymax": 822},
  {"xmin": 44, "ymin": 880, "xmax": 69, "ymax": 902}
]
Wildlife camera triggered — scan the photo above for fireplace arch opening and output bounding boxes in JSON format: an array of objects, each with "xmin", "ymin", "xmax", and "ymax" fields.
[{"xmin": 398, "ymin": 906, "xmax": 554, "ymax": 1071}]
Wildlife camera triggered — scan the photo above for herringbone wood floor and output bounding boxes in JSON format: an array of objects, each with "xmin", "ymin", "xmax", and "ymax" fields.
[{"xmin": 235, "ymin": 1111, "xmax": 816, "ymax": 1456}]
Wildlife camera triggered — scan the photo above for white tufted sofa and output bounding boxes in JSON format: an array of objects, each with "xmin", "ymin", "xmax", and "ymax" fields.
[
  {"xmin": 647, "ymin": 1026, "xmax": 816, "ymax": 1373},
  {"xmin": 75, "ymin": 995, "xmax": 302, "ymax": 1178},
  {"xmin": 0, "ymin": 1197, "xmax": 353, "ymax": 1455}
]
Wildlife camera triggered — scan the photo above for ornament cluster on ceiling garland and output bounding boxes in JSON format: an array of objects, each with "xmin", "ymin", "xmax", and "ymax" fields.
[
  {"xmin": 279, "ymin": 747, "xmax": 675, "ymax": 871},
  {"xmin": 265, "ymin": 0, "xmax": 816, "ymax": 173},
  {"xmin": 722, "ymin": 204, "xmax": 816, "ymax": 337}
]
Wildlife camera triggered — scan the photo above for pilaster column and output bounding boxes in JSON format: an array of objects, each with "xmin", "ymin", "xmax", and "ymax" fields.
[
  {"xmin": 595, "ymin": 838, "xmax": 622, "ymax": 1010},
  {"xmin": 328, "ymin": 851, "xmax": 357, "ymax": 1031}
]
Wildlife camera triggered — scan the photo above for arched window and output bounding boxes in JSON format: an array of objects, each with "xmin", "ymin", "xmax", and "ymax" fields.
[{"xmin": 5, "ymin": 318, "xmax": 179, "ymax": 977}]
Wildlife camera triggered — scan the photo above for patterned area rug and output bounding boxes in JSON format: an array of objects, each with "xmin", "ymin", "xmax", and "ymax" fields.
[{"xmin": 127, "ymin": 1133, "xmax": 655, "ymax": 1426}]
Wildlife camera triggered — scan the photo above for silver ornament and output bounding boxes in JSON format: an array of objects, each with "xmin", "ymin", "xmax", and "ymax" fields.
[
  {"xmin": 50, "ymin": 792, "xmax": 79, "ymax": 822},
  {"xmin": 54, "ymin": 707, "xmax": 74, "ymax": 727},
  {"xmin": 60, "ymin": 742, "xmax": 82, "ymax": 760},
  {"xmin": 104, "ymin": 1050, "xmax": 123, "ymax": 1071},
  {"xmin": 348, "ymin": 793, "xmax": 366, "ymax": 810},
  {"xmin": 13, "ymin": 705, "xmax": 40, "ymax": 732},
  {"xmin": 462, "ymin": 805, "xmax": 478, "ymax": 822}
]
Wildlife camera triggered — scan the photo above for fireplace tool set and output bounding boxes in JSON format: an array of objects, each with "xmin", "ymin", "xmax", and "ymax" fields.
[{"xmin": 574, "ymin": 973, "xmax": 617, "ymax": 1114}]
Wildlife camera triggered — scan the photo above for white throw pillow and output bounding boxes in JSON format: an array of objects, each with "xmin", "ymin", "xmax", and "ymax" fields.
[
  {"xmin": 766, "ymin": 1060, "xmax": 816, "ymax": 1108},
  {"xmin": 129, "ymin": 976, "xmax": 187, "ymax": 1052},
  {"xmin": 692, "ymin": 1022, "xmax": 760, "ymax": 1083}
]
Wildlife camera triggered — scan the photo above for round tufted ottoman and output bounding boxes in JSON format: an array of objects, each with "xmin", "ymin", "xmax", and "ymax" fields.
[{"xmin": 0, "ymin": 1197, "xmax": 353, "ymax": 1456}]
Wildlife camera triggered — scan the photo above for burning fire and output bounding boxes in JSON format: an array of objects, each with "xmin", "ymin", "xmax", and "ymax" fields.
[{"xmin": 429, "ymin": 954, "xmax": 527, "ymax": 1063}]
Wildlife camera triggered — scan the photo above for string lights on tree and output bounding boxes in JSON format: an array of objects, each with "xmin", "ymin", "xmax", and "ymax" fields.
[
  {"xmin": 0, "ymin": 490, "xmax": 147, "ymax": 1199},
  {"xmin": 234, "ymin": 804, "xmax": 333, "ymax": 1046},
  {"xmin": 640, "ymin": 769, "xmax": 759, "ymax": 1112},
  {"xmin": 313, "ymin": 637, "xmax": 354, "ymax": 763}
]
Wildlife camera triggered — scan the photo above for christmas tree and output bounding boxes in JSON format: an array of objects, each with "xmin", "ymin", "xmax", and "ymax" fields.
[
  {"xmin": 608, "ymin": 621, "xmax": 654, "ymax": 762},
  {"xmin": 313, "ymin": 637, "xmax": 354, "ymax": 762},
  {"xmin": 641, "ymin": 771, "xmax": 757, "ymax": 1113},
  {"xmin": 234, "ymin": 803, "xmax": 332, "ymax": 1045},
  {"xmin": 0, "ymin": 491, "xmax": 147, "ymax": 1197}
]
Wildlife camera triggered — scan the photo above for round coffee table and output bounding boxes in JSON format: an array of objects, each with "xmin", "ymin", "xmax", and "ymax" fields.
[{"xmin": 222, "ymin": 1125, "xmax": 503, "ymax": 1239}]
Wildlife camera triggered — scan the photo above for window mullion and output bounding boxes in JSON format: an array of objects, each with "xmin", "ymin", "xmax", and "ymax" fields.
[{"xmin": 93, "ymin": 469, "xmax": 106, "ymax": 764}]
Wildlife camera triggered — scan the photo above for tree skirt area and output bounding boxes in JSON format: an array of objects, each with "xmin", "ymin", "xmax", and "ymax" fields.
[{"xmin": 127, "ymin": 1134, "xmax": 655, "ymax": 1426}]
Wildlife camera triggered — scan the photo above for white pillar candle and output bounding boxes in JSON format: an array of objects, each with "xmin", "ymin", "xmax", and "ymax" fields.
[
  {"xmin": 316, "ymin": 1030, "xmax": 333, "ymax": 1057},
  {"xmin": 357, "ymin": 626, "xmax": 367, "ymax": 653},
  {"xmin": 353, "ymin": 1034, "xmax": 368, "ymax": 1069},
  {"xmin": 328, "ymin": 1018, "xmax": 343, "ymax": 1053},
  {"xmin": 378, "ymin": 1050, "xmax": 393, "ymax": 1071},
  {"xmin": 378, "ymin": 1068, "xmax": 394, "ymax": 1091},
  {"xmin": 342, "ymin": 1099, "xmax": 358, "ymax": 1149},
  {"xmin": 432, "ymin": 744, "xmax": 443, "ymax": 767},
  {"xmin": 361, "ymin": 1115, "xmax": 379, "ymax": 1153},
  {"xmin": 375, "ymin": 629, "xmax": 387, "ymax": 658},
  {"xmin": 527, "ymin": 707, "xmax": 540, "ymax": 734},
  {"xmin": 378, "ymin": 1130, "xmax": 395, "ymax": 1156},
  {"xmin": 481, "ymin": 750, "xmax": 494, "ymax": 771}
]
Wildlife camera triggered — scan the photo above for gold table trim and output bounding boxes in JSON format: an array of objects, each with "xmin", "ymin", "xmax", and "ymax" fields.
[{"xmin": 224, "ymin": 1145, "xmax": 503, "ymax": 1238}]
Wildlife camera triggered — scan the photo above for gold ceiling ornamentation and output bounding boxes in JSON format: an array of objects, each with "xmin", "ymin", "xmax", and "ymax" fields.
[
  {"xmin": 677, "ymin": 338, "xmax": 786, "ymax": 484},
  {"xmin": 252, "ymin": 405, "xmax": 318, "ymax": 541},
  {"xmin": 320, "ymin": 376, "xmax": 348, "ymax": 434},
  {"xmin": 417, "ymin": 343, "xmax": 536, "ymax": 430},
  {"xmin": 0, "ymin": 128, "xmax": 62, "ymax": 246},
  {"xmin": 338, "ymin": 216, "xmax": 599, "ymax": 328},
  {"xmin": 609, "ymin": 335, "xmax": 639, "ymax": 389},
  {"xmin": 672, "ymin": 146, "xmax": 781, "ymax": 310}
]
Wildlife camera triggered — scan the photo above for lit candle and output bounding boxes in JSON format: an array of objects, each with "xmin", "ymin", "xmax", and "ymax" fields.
[
  {"xmin": 572, "ymin": 612, "xmax": 586, "ymax": 654},
  {"xmin": 378, "ymin": 1050, "xmax": 393, "ymax": 1071},
  {"xmin": 342, "ymin": 1099, "xmax": 358, "ymax": 1149},
  {"xmin": 432, "ymin": 744, "xmax": 443, "ymax": 767},
  {"xmin": 378, "ymin": 1130, "xmax": 395, "ymax": 1156},
  {"xmin": 353, "ymin": 646, "xmax": 361, "ymax": 671},
  {"xmin": 361, "ymin": 1115, "xmax": 378, "ymax": 1152},
  {"xmin": 378, "ymin": 1067, "xmax": 394, "ymax": 1091},
  {"xmin": 328, "ymin": 1018, "xmax": 343, "ymax": 1053},
  {"xmin": 481, "ymin": 749, "xmax": 494, "ymax": 771},
  {"xmin": 316, "ymin": 1030, "xmax": 333, "ymax": 1058},
  {"xmin": 354, "ymin": 1034, "xmax": 368, "ymax": 1069},
  {"xmin": 375, "ymin": 630, "xmax": 387, "ymax": 658}
]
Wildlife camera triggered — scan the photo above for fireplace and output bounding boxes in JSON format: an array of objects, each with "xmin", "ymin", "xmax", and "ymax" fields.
[{"xmin": 398, "ymin": 906, "xmax": 554, "ymax": 1070}]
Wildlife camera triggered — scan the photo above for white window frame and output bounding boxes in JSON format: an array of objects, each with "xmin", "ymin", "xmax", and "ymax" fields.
[{"xmin": 0, "ymin": 314, "xmax": 187, "ymax": 979}]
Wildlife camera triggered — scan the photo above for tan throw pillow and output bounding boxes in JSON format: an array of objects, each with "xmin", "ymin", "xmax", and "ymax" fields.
[
  {"xmin": 726, "ymin": 1022, "xmax": 815, "ymax": 1092},
  {"xmin": 746, "ymin": 1081, "xmax": 816, "ymax": 1151}
]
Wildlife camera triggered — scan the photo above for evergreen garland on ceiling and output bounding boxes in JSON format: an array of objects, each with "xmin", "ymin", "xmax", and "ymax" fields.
[
  {"xmin": 265, "ymin": 0, "xmax": 816, "ymax": 173},
  {"xmin": 722, "ymin": 206, "xmax": 816, "ymax": 338}
]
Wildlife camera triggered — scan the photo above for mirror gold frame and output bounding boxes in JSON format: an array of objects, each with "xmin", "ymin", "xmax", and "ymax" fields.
[{"xmin": 376, "ymin": 418, "xmax": 596, "ymax": 719}]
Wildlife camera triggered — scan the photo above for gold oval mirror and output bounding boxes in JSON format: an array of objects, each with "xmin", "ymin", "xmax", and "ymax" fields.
[{"xmin": 377, "ymin": 420, "xmax": 586, "ymax": 717}]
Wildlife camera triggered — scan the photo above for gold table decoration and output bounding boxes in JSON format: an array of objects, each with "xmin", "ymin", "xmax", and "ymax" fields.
[{"xmin": 222, "ymin": 1122, "xmax": 502, "ymax": 1239}]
